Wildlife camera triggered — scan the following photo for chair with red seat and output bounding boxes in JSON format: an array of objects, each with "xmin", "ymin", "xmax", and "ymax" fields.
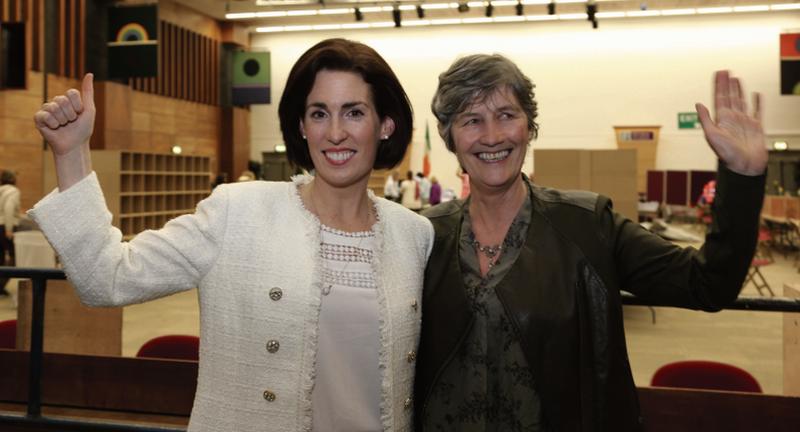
[
  {"xmin": 651, "ymin": 360, "xmax": 762, "ymax": 393},
  {"xmin": 136, "ymin": 335, "xmax": 199, "ymax": 361},
  {"xmin": 0, "ymin": 319, "xmax": 16, "ymax": 349}
]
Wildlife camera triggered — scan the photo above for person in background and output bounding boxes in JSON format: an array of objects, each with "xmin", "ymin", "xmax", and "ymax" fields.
[
  {"xmin": 0, "ymin": 170, "xmax": 20, "ymax": 296},
  {"xmin": 211, "ymin": 173, "xmax": 227, "ymax": 189},
  {"xmin": 236, "ymin": 170, "xmax": 256, "ymax": 182},
  {"xmin": 32, "ymin": 38, "xmax": 433, "ymax": 432},
  {"xmin": 696, "ymin": 179, "xmax": 717, "ymax": 224},
  {"xmin": 416, "ymin": 53, "xmax": 766, "ymax": 431},
  {"xmin": 457, "ymin": 167, "xmax": 470, "ymax": 198},
  {"xmin": 400, "ymin": 170, "xmax": 422, "ymax": 210},
  {"xmin": 416, "ymin": 171, "xmax": 432, "ymax": 205},
  {"xmin": 383, "ymin": 169, "xmax": 400, "ymax": 202},
  {"xmin": 428, "ymin": 176, "xmax": 442, "ymax": 206}
]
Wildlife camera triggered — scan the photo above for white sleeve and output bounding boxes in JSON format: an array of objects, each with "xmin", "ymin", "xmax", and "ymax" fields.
[{"xmin": 28, "ymin": 172, "xmax": 228, "ymax": 307}]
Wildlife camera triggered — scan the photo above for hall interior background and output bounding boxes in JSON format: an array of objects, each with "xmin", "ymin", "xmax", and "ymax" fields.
[{"xmin": 0, "ymin": 0, "xmax": 799, "ymax": 409}]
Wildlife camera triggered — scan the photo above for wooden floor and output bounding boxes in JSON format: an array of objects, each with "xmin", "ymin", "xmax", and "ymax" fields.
[{"xmin": 0, "ymin": 224, "xmax": 795, "ymax": 396}]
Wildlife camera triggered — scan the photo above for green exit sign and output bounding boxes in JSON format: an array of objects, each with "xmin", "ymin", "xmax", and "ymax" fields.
[{"xmin": 678, "ymin": 112, "xmax": 700, "ymax": 129}]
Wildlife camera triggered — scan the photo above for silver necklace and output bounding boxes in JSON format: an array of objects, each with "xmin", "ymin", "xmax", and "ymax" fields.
[{"xmin": 472, "ymin": 239, "xmax": 503, "ymax": 270}]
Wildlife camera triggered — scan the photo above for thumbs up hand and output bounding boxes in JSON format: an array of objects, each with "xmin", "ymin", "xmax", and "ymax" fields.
[
  {"xmin": 34, "ymin": 73, "xmax": 96, "ymax": 156},
  {"xmin": 33, "ymin": 73, "xmax": 96, "ymax": 191}
]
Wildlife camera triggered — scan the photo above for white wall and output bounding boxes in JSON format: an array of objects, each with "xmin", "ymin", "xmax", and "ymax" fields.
[{"xmin": 251, "ymin": 12, "xmax": 800, "ymax": 193}]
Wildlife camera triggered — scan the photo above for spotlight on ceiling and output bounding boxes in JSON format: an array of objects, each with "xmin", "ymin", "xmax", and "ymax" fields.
[
  {"xmin": 392, "ymin": 6, "xmax": 401, "ymax": 27},
  {"xmin": 587, "ymin": 1, "xmax": 597, "ymax": 28},
  {"xmin": 547, "ymin": 0, "xmax": 555, "ymax": 15},
  {"xmin": 416, "ymin": 5, "xmax": 424, "ymax": 18},
  {"xmin": 457, "ymin": 2, "xmax": 470, "ymax": 13},
  {"xmin": 354, "ymin": 7, "xmax": 363, "ymax": 21},
  {"xmin": 485, "ymin": 2, "xmax": 494, "ymax": 17},
  {"xmin": 516, "ymin": 1, "xmax": 523, "ymax": 16},
  {"xmin": 774, "ymin": 141, "xmax": 789, "ymax": 151}
]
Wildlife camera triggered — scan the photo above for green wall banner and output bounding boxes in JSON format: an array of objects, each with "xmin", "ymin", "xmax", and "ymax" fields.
[
  {"xmin": 232, "ymin": 51, "xmax": 271, "ymax": 105},
  {"xmin": 678, "ymin": 112, "xmax": 700, "ymax": 129}
]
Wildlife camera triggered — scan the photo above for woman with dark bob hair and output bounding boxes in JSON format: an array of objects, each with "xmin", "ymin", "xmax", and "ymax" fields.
[
  {"xmin": 31, "ymin": 38, "xmax": 432, "ymax": 431},
  {"xmin": 416, "ymin": 54, "xmax": 766, "ymax": 431}
]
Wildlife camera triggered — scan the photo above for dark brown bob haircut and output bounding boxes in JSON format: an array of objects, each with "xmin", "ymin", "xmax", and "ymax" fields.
[{"xmin": 278, "ymin": 38, "xmax": 413, "ymax": 171}]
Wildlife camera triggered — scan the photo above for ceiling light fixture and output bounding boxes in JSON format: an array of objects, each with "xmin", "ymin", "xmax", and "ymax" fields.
[{"xmin": 587, "ymin": 1, "xmax": 597, "ymax": 28}]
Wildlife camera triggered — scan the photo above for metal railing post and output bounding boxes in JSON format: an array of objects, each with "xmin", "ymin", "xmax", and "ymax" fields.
[{"xmin": 26, "ymin": 277, "xmax": 47, "ymax": 417}]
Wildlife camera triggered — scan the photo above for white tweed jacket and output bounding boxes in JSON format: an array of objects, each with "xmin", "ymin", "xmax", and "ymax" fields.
[{"xmin": 29, "ymin": 172, "xmax": 434, "ymax": 432}]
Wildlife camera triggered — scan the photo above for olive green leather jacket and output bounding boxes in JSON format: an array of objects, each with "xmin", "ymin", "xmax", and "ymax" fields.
[{"xmin": 415, "ymin": 166, "xmax": 764, "ymax": 431}]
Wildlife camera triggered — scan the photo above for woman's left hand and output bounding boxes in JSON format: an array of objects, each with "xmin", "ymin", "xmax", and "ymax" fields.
[{"xmin": 696, "ymin": 70, "xmax": 767, "ymax": 176}]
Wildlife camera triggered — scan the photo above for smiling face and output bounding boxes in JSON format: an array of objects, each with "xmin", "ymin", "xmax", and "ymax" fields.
[
  {"xmin": 451, "ymin": 85, "xmax": 530, "ymax": 194},
  {"xmin": 300, "ymin": 70, "xmax": 395, "ymax": 192}
]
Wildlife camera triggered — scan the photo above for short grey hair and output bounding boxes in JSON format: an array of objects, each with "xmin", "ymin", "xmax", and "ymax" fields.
[{"xmin": 431, "ymin": 54, "xmax": 539, "ymax": 152}]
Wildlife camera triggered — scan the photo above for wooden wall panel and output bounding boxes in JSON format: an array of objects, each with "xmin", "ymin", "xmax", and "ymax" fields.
[
  {"xmin": 58, "ymin": 0, "xmax": 64, "ymax": 76},
  {"xmin": 129, "ymin": 21, "xmax": 221, "ymax": 106},
  {"xmin": 0, "ymin": 0, "xmax": 226, "ymax": 209}
]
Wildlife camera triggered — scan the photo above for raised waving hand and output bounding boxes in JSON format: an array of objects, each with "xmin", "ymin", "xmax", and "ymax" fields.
[{"xmin": 696, "ymin": 70, "xmax": 767, "ymax": 177}]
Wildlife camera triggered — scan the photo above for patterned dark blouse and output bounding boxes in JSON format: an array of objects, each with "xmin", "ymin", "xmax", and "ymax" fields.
[{"xmin": 423, "ymin": 185, "xmax": 543, "ymax": 432}]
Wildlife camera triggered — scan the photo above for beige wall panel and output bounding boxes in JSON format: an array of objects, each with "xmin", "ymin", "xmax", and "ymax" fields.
[
  {"xmin": 100, "ymin": 82, "xmax": 132, "ymax": 131},
  {"xmin": 0, "ymin": 92, "xmax": 43, "ymax": 119},
  {"xmin": 233, "ymin": 107, "xmax": 250, "ymax": 179},
  {"xmin": 193, "ymin": 138, "xmax": 217, "ymax": 157},
  {"xmin": 150, "ymin": 112, "xmax": 176, "ymax": 135},
  {"xmin": 148, "ymin": 95, "xmax": 176, "ymax": 116},
  {"xmin": 45, "ymin": 74, "xmax": 80, "ymax": 98},
  {"xmin": 151, "ymin": 132, "xmax": 173, "ymax": 150},
  {"xmin": 102, "ymin": 130, "xmax": 133, "ymax": 151},
  {"xmin": 0, "ymin": 118, "xmax": 42, "ymax": 144},
  {"xmin": 17, "ymin": 280, "xmax": 123, "ymax": 356},
  {"xmin": 25, "ymin": 71, "xmax": 44, "ymax": 97},
  {"xmin": 131, "ymin": 112, "xmax": 151, "ymax": 132},
  {"xmin": 130, "ymin": 90, "xmax": 152, "ymax": 113},
  {"xmin": 131, "ymin": 131, "xmax": 152, "ymax": 152}
]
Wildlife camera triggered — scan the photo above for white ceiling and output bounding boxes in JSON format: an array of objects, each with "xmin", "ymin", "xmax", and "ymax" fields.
[{"xmin": 171, "ymin": 0, "xmax": 800, "ymax": 29}]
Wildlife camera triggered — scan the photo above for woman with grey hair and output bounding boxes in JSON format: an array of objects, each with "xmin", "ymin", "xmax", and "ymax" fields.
[{"xmin": 415, "ymin": 53, "xmax": 767, "ymax": 431}]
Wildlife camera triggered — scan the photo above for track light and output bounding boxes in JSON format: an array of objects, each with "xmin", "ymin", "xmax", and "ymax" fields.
[
  {"xmin": 547, "ymin": 0, "xmax": 555, "ymax": 15},
  {"xmin": 416, "ymin": 5, "xmax": 424, "ymax": 18},
  {"xmin": 392, "ymin": 6, "xmax": 401, "ymax": 27},
  {"xmin": 457, "ymin": 2, "xmax": 470, "ymax": 13},
  {"xmin": 515, "ymin": 1, "xmax": 523, "ymax": 16},
  {"xmin": 485, "ymin": 2, "xmax": 494, "ymax": 17},
  {"xmin": 354, "ymin": 7, "xmax": 363, "ymax": 21},
  {"xmin": 587, "ymin": 1, "xmax": 597, "ymax": 28}
]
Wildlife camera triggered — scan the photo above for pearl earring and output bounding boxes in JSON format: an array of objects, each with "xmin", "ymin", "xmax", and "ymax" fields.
[
  {"xmin": 381, "ymin": 135, "xmax": 389, "ymax": 140},
  {"xmin": 302, "ymin": 135, "xmax": 307, "ymax": 140}
]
